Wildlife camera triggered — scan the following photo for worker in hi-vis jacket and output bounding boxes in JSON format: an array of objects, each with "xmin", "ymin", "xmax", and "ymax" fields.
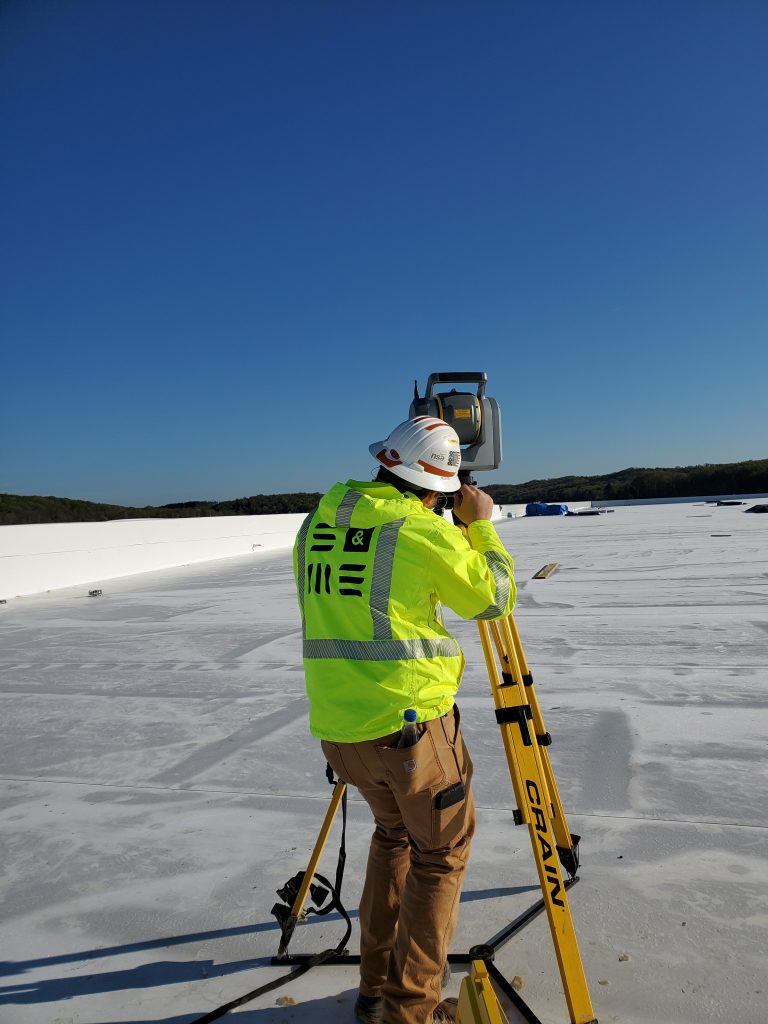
[{"xmin": 293, "ymin": 415, "xmax": 516, "ymax": 1024}]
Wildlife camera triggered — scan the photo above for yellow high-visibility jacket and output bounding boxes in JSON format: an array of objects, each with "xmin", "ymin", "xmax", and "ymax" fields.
[{"xmin": 293, "ymin": 479, "xmax": 516, "ymax": 742}]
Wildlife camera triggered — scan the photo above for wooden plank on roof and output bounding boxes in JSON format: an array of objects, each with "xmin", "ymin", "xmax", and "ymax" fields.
[{"xmin": 533, "ymin": 562, "xmax": 559, "ymax": 580}]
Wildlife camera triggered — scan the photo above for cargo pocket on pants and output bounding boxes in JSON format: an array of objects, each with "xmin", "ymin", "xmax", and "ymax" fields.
[
  {"xmin": 432, "ymin": 779, "xmax": 471, "ymax": 850},
  {"xmin": 432, "ymin": 712, "xmax": 474, "ymax": 850}
]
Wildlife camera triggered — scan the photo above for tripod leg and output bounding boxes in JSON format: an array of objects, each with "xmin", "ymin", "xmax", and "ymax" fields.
[
  {"xmin": 506, "ymin": 616, "xmax": 580, "ymax": 877},
  {"xmin": 294, "ymin": 780, "xmax": 346, "ymax": 917},
  {"xmin": 275, "ymin": 780, "xmax": 346, "ymax": 956},
  {"xmin": 478, "ymin": 622, "xmax": 528, "ymax": 825},
  {"xmin": 478, "ymin": 619, "xmax": 597, "ymax": 1024},
  {"xmin": 490, "ymin": 619, "xmax": 563, "ymax": 848},
  {"xmin": 496, "ymin": 618, "xmax": 559, "ymax": 825}
]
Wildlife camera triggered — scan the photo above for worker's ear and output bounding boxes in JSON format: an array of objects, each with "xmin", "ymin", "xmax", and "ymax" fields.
[{"xmin": 421, "ymin": 491, "xmax": 439, "ymax": 509}]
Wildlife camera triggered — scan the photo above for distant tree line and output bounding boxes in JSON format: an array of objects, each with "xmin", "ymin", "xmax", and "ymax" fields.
[
  {"xmin": 0, "ymin": 492, "xmax": 323, "ymax": 525},
  {"xmin": 2, "ymin": 457, "xmax": 766, "ymax": 525},
  {"xmin": 485, "ymin": 458, "xmax": 768, "ymax": 504}
]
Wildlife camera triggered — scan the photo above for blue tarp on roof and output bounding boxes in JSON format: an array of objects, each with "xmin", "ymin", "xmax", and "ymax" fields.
[{"xmin": 526, "ymin": 502, "xmax": 569, "ymax": 516}]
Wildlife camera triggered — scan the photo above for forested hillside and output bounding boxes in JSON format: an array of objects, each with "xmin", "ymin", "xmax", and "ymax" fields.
[
  {"xmin": 2, "ymin": 457, "xmax": 766, "ymax": 524},
  {"xmin": 485, "ymin": 458, "xmax": 768, "ymax": 504},
  {"xmin": 0, "ymin": 492, "xmax": 323, "ymax": 525}
]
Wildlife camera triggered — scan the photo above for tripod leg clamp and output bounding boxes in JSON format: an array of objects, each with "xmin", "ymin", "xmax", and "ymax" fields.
[
  {"xmin": 556, "ymin": 833, "xmax": 581, "ymax": 880},
  {"xmin": 495, "ymin": 705, "xmax": 533, "ymax": 745}
]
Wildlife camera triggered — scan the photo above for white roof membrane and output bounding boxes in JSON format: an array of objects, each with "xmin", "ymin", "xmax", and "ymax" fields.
[{"xmin": 0, "ymin": 501, "xmax": 766, "ymax": 1023}]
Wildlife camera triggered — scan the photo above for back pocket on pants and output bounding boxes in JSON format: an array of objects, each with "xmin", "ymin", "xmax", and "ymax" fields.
[{"xmin": 375, "ymin": 730, "xmax": 446, "ymax": 797}]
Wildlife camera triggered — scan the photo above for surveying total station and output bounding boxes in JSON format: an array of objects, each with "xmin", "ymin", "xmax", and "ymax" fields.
[
  {"xmin": 188, "ymin": 373, "xmax": 598, "ymax": 1024},
  {"xmin": 410, "ymin": 371, "xmax": 503, "ymax": 477}
]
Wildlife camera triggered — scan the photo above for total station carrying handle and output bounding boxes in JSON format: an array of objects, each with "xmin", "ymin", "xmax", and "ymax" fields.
[{"xmin": 425, "ymin": 371, "xmax": 487, "ymax": 397}]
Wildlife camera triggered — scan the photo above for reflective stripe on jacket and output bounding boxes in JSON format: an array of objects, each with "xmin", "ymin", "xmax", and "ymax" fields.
[{"xmin": 293, "ymin": 479, "xmax": 516, "ymax": 742}]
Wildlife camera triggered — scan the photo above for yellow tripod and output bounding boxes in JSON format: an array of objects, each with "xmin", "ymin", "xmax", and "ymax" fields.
[
  {"xmin": 271, "ymin": 612, "xmax": 597, "ymax": 1024},
  {"xmin": 476, "ymin": 614, "xmax": 595, "ymax": 1023}
]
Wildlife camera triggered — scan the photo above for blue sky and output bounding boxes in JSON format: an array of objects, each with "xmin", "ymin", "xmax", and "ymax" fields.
[{"xmin": 2, "ymin": 1, "xmax": 766, "ymax": 504}]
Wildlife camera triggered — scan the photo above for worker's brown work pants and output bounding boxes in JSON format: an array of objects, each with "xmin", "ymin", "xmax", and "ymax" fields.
[{"xmin": 322, "ymin": 705, "xmax": 475, "ymax": 1024}]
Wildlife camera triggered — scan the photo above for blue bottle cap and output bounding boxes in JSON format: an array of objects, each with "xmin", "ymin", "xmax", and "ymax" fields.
[{"xmin": 404, "ymin": 708, "xmax": 417, "ymax": 722}]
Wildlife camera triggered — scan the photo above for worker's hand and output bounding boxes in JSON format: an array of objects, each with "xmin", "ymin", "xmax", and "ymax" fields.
[{"xmin": 454, "ymin": 484, "xmax": 494, "ymax": 525}]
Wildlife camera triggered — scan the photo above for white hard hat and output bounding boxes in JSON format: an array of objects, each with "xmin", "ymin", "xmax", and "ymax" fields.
[{"xmin": 369, "ymin": 417, "xmax": 462, "ymax": 493}]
